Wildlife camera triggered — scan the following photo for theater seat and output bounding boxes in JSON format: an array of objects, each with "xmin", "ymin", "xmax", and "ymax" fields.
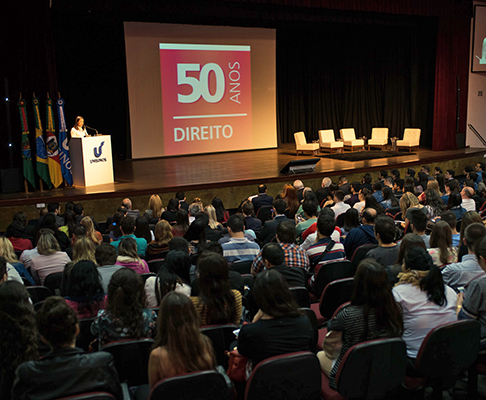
[
  {"xmin": 339, "ymin": 129, "xmax": 364, "ymax": 152},
  {"xmin": 294, "ymin": 131, "xmax": 319, "ymax": 156},
  {"xmin": 396, "ymin": 128, "xmax": 421, "ymax": 152},
  {"xmin": 367, "ymin": 127, "xmax": 389, "ymax": 150},
  {"xmin": 318, "ymin": 130, "xmax": 343, "ymax": 154}
]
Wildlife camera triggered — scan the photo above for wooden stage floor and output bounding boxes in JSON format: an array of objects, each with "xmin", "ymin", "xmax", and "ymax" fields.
[{"xmin": 1, "ymin": 144, "xmax": 485, "ymax": 207}]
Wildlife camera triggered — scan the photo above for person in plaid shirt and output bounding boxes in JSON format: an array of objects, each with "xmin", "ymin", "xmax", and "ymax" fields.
[{"xmin": 251, "ymin": 220, "xmax": 310, "ymax": 276}]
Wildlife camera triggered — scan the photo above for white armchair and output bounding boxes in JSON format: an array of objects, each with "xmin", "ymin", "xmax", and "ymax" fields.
[
  {"xmin": 318, "ymin": 129, "xmax": 343, "ymax": 154},
  {"xmin": 339, "ymin": 128, "xmax": 365, "ymax": 152},
  {"xmin": 368, "ymin": 127, "xmax": 389, "ymax": 150},
  {"xmin": 294, "ymin": 131, "xmax": 319, "ymax": 156},
  {"xmin": 396, "ymin": 128, "xmax": 421, "ymax": 152}
]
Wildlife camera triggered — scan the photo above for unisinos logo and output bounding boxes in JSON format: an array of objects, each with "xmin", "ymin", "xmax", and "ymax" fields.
[{"xmin": 90, "ymin": 141, "xmax": 107, "ymax": 164}]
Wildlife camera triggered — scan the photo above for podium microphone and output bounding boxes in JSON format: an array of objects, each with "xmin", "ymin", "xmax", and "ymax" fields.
[{"xmin": 85, "ymin": 125, "xmax": 99, "ymax": 136}]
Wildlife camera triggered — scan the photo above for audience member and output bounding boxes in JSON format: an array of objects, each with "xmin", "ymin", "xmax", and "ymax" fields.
[
  {"xmin": 372, "ymin": 181, "xmax": 383, "ymax": 203},
  {"xmin": 461, "ymin": 186, "xmax": 476, "ymax": 212},
  {"xmin": 6, "ymin": 221, "xmax": 33, "ymax": 252},
  {"xmin": 110, "ymin": 215, "xmax": 147, "ymax": 256},
  {"xmin": 251, "ymin": 184, "xmax": 274, "ymax": 212},
  {"xmin": 366, "ymin": 216, "xmax": 399, "ymax": 267},
  {"xmin": 258, "ymin": 199, "xmax": 293, "ymax": 245},
  {"xmin": 212, "ymin": 197, "xmax": 229, "ymax": 224},
  {"xmin": 400, "ymin": 192, "xmax": 425, "ymax": 229},
  {"xmin": 440, "ymin": 211, "xmax": 461, "ymax": 246},
  {"xmin": 161, "ymin": 198, "xmax": 180, "ymax": 224},
  {"xmin": 122, "ymin": 197, "xmax": 141, "ymax": 220},
  {"xmin": 146, "ymin": 220, "xmax": 173, "ymax": 261},
  {"xmin": 340, "ymin": 208, "xmax": 359, "ymax": 241},
  {"xmin": 242, "ymin": 200, "xmax": 262, "ymax": 232},
  {"xmin": 338, "ymin": 175, "xmax": 350, "ymax": 194},
  {"xmin": 331, "ymin": 190, "xmax": 350, "ymax": 219},
  {"xmin": 344, "ymin": 182, "xmax": 361, "ymax": 207},
  {"xmin": 409, "ymin": 209, "xmax": 430, "ymax": 248},
  {"xmin": 261, "ymin": 242, "xmax": 306, "ymax": 287},
  {"xmin": 423, "ymin": 189, "xmax": 445, "ymax": 220},
  {"xmin": 221, "ymin": 214, "xmax": 260, "ymax": 264},
  {"xmin": 446, "ymin": 192, "xmax": 467, "ymax": 220},
  {"xmin": 293, "ymin": 179, "xmax": 305, "ymax": 201},
  {"xmin": 95, "ymin": 243, "xmax": 122, "ymax": 293},
  {"xmin": 352, "ymin": 188, "xmax": 370, "ymax": 213},
  {"xmin": 143, "ymin": 194, "xmax": 163, "ymax": 223},
  {"xmin": 380, "ymin": 187, "xmax": 399, "ymax": 210},
  {"xmin": 457, "ymin": 211, "xmax": 483, "ymax": 261},
  {"xmin": 73, "ymin": 203, "xmax": 85, "ymax": 224},
  {"xmin": 36, "ymin": 213, "xmax": 70, "ymax": 251},
  {"xmin": 108, "ymin": 211, "xmax": 124, "ymax": 242},
  {"xmin": 115, "ymin": 237, "xmax": 149, "ymax": 274},
  {"xmin": 295, "ymin": 201, "xmax": 318, "ymax": 239},
  {"xmin": 316, "ymin": 177, "xmax": 332, "ymax": 205},
  {"xmin": 0, "ymin": 236, "xmax": 35, "ymax": 285},
  {"xmin": 385, "ymin": 233, "xmax": 426, "ymax": 284},
  {"xmin": 188, "ymin": 202, "xmax": 202, "ymax": 224},
  {"xmin": 175, "ymin": 191, "xmax": 190, "ymax": 211},
  {"xmin": 172, "ymin": 209, "xmax": 190, "ymax": 237},
  {"xmin": 427, "ymin": 221, "xmax": 457, "ymax": 267},
  {"xmin": 343, "ymin": 208, "xmax": 378, "ymax": 257},
  {"xmin": 81, "ymin": 216, "xmax": 102, "ymax": 245}
]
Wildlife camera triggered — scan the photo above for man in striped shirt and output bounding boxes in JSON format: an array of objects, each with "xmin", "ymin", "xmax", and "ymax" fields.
[
  {"xmin": 222, "ymin": 214, "xmax": 260, "ymax": 264},
  {"xmin": 306, "ymin": 211, "xmax": 346, "ymax": 294}
]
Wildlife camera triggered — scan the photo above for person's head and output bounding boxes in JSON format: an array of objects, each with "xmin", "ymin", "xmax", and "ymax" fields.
[
  {"xmin": 110, "ymin": 211, "xmax": 125, "ymax": 237},
  {"xmin": 302, "ymin": 201, "xmax": 318, "ymax": 219},
  {"xmin": 464, "ymin": 165, "xmax": 474, "ymax": 175},
  {"xmin": 343, "ymin": 208, "xmax": 359, "ymax": 232},
  {"xmin": 167, "ymin": 198, "xmax": 180, "ymax": 212},
  {"xmin": 461, "ymin": 186, "xmax": 474, "ymax": 199},
  {"xmin": 364, "ymin": 195, "xmax": 385, "ymax": 215},
  {"xmin": 241, "ymin": 201, "xmax": 255, "ymax": 217},
  {"xmin": 73, "ymin": 224, "xmax": 87, "ymax": 240},
  {"xmin": 154, "ymin": 219, "xmax": 173, "ymax": 245},
  {"xmin": 316, "ymin": 212, "xmax": 335, "ymax": 237},
  {"xmin": 148, "ymin": 194, "xmax": 163, "ymax": 219},
  {"xmin": 120, "ymin": 216, "xmax": 136, "ymax": 236},
  {"xmin": 421, "ymin": 165, "xmax": 430, "ymax": 174},
  {"xmin": 424, "ymin": 189, "xmax": 445, "ymax": 214},
  {"xmin": 37, "ymin": 230, "xmax": 60, "ymax": 255},
  {"xmin": 253, "ymin": 269, "xmax": 300, "ymax": 318},
  {"xmin": 258, "ymin": 184, "xmax": 267, "ymax": 194},
  {"xmin": 476, "ymin": 162, "xmax": 486, "ymax": 172},
  {"xmin": 379, "ymin": 170, "xmax": 388, "ymax": 180},
  {"xmin": 0, "ymin": 257, "xmax": 7, "ymax": 283},
  {"xmin": 188, "ymin": 202, "xmax": 202, "ymax": 217},
  {"xmin": 293, "ymin": 180, "xmax": 304, "ymax": 190},
  {"xmin": 417, "ymin": 172, "xmax": 429, "ymax": 187},
  {"xmin": 0, "ymin": 236, "xmax": 18, "ymax": 264},
  {"xmin": 80, "ymin": 216, "xmax": 97, "ymax": 241},
  {"xmin": 362, "ymin": 208, "xmax": 377, "ymax": 225},
  {"xmin": 73, "ymin": 203, "xmax": 84, "ymax": 217},
  {"xmin": 459, "ymin": 211, "xmax": 483, "ymax": 245},
  {"xmin": 349, "ymin": 182, "xmax": 361, "ymax": 194},
  {"xmin": 382, "ymin": 187, "xmax": 396, "ymax": 203},
  {"xmin": 95, "ymin": 243, "xmax": 118, "ymax": 266},
  {"xmin": 66, "ymin": 260, "xmax": 104, "ymax": 312},
  {"xmin": 400, "ymin": 192, "xmax": 419, "ymax": 215},
  {"xmin": 395, "ymin": 233, "xmax": 426, "ymax": 267},
  {"xmin": 384, "ymin": 177, "xmax": 394, "ymax": 188},
  {"xmin": 196, "ymin": 252, "xmax": 236, "ymax": 324},
  {"xmin": 175, "ymin": 191, "xmax": 185, "ymax": 201},
  {"xmin": 394, "ymin": 178, "xmax": 405, "ymax": 191},
  {"xmin": 135, "ymin": 217, "xmax": 152, "ymax": 243},
  {"xmin": 169, "ymin": 237, "xmax": 190, "ymax": 253},
  {"xmin": 391, "ymin": 169, "xmax": 400, "ymax": 180},
  {"xmin": 227, "ymin": 214, "xmax": 244, "ymax": 234},
  {"xmin": 122, "ymin": 198, "xmax": 133, "ymax": 210},
  {"xmin": 6, "ymin": 220, "xmax": 25, "ymax": 239},
  {"xmin": 183, "ymin": 218, "xmax": 207, "ymax": 248},
  {"xmin": 447, "ymin": 192, "xmax": 462, "ymax": 210},
  {"xmin": 429, "ymin": 221, "xmax": 452, "ymax": 265},
  {"xmin": 211, "ymin": 197, "xmax": 226, "ymax": 222},
  {"xmin": 38, "ymin": 213, "xmax": 58, "ymax": 231},
  {"xmin": 434, "ymin": 166, "xmax": 443, "ymax": 175},
  {"xmin": 339, "ymin": 175, "xmax": 348, "ymax": 184},
  {"xmin": 374, "ymin": 216, "xmax": 396, "ymax": 245},
  {"xmin": 322, "ymin": 177, "xmax": 332, "ymax": 188},
  {"xmin": 372, "ymin": 182, "xmax": 382, "ymax": 192},
  {"xmin": 445, "ymin": 169, "xmax": 455, "ymax": 180},
  {"xmin": 440, "ymin": 210, "xmax": 458, "ymax": 233},
  {"xmin": 164, "ymin": 250, "xmax": 191, "ymax": 284},
  {"xmin": 333, "ymin": 190, "xmax": 345, "ymax": 203},
  {"xmin": 74, "ymin": 116, "xmax": 84, "ymax": 129},
  {"xmin": 276, "ymin": 220, "xmax": 296, "ymax": 244},
  {"xmin": 363, "ymin": 173, "xmax": 372, "ymax": 184},
  {"xmin": 107, "ymin": 268, "xmax": 146, "ymax": 334},
  {"xmin": 117, "ymin": 206, "xmax": 128, "ymax": 215},
  {"xmin": 175, "ymin": 209, "xmax": 189, "ymax": 229},
  {"xmin": 271, "ymin": 199, "xmax": 286, "ymax": 216},
  {"xmin": 153, "ymin": 292, "xmax": 216, "ymax": 374},
  {"xmin": 36, "ymin": 297, "xmax": 78, "ymax": 349},
  {"xmin": 410, "ymin": 209, "xmax": 427, "ymax": 234},
  {"xmin": 261, "ymin": 242, "xmax": 285, "ymax": 267},
  {"xmin": 406, "ymin": 168, "xmax": 416, "ymax": 178},
  {"xmin": 351, "ymin": 259, "xmax": 403, "ymax": 337},
  {"xmin": 403, "ymin": 247, "xmax": 447, "ymax": 306},
  {"xmin": 47, "ymin": 202, "xmax": 61, "ymax": 214},
  {"xmin": 358, "ymin": 188, "xmax": 371, "ymax": 202},
  {"xmin": 464, "ymin": 223, "xmax": 486, "ymax": 252},
  {"xmin": 474, "ymin": 236, "xmax": 486, "ymax": 271},
  {"xmin": 72, "ymin": 236, "xmax": 97, "ymax": 263},
  {"xmin": 117, "ymin": 237, "xmax": 140, "ymax": 260}
]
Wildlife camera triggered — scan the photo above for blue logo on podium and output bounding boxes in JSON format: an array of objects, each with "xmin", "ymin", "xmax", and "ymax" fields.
[{"xmin": 94, "ymin": 142, "xmax": 105, "ymax": 158}]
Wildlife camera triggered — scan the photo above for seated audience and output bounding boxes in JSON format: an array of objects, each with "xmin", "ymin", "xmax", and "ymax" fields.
[
  {"xmin": 400, "ymin": 192, "xmax": 426, "ymax": 229},
  {"xmin": 366, "ymin": 215, "xmax": 399, "ymax": 267},
  {"xmin": 340, "ymin": 208, "xmax": 359, "ymax": 241},
  {"xmin": 330, "ymin": 190, "xmax": 350, "ymax": 219},
  {"xmin": 6, "ymin": 221, "xmax": 33, "ymax": 252},
  {"xmin": 238, "ymin": 269, "xmax": 314, "ymax": 368},
  {"xmin": 205, "ymin": 205, "xmax": 224, "ymax": 237},
  {"xmin": 0, "ymin": 236, "xmax": 35, "ymax": 285},
  {"xmin": 212, "ymin": 197, "xmax": 229, "ymax": 224},
  {"xmin": 385, "ymin": 233, "xmax": 426, "ymax": 284},
  {"xmin": 145, "ymin": 250, "xmax": 192, "ymax": 308},
  {"xmin": 35, "ymin": 213, "xmax": 70, "ymax": 251},
  {"xmin": 281, "ymin": 183, "xmax": 300, "ymax": 219},
  {"xmin": 257, "ymin": 199, "xmax": 293, "ymax": 245},
  {"xmin": 148, "ymin": 292, "xmax": 216, "ymax": 388},
  {"xmin": 91, "ymin": 268, "xmax": 157, "ymax": 347},
  {"xmin": 380, "ymin": 187, "xmax": 399, "ymax": 210},
  {"xmin": 343, "ymin": 208, "xmax": 378, "ymax": 258},
  {"xmin": 81, "ymin": 216, "xmax": 102, "ymax": 245},
  {"xmin": 461, "ymin": 186, "xmax": 476, "ymax": 212},
  {"xmin": 241, "ymin": 200, "xmax": 262, "ymax": 232},
  {"xmin": 190, "ymin": 252, "xmax": 242, "ymax": 326},
  {"xmin": 135, "ymin": 216, "xmax": 154, "ymax": 244},
  {"xmin": 13, "ymin": 296, "xmax": 122, "ymax": 400},
  {"xmin": 352, "ymin": 188, "xmax": 370, "ymax": 214},
  {"xmin": 440, "ymin": 210, "xmax": 461, "ymax": 246},
  {"xmin": 143, "ymin": 194, "xmax": 163, "ymax": 223},
  {"xmin": 427, "ymin": 221, "xmax": 457, "ymax": 267},
  {"xmin": 409, "ymin": 209, "xmax": 430, "ymax": 248},
  {"xmin": 317, "ymin": 259, "xmax": 403, "ymax": 389},
  {"xmin": 423, "ymin": 189, "xmax": 446, "ymax": 220},
  {"xmin": 446, "ymin": 192, "xmax": 467, "ymax": 221},
  {"xmin": 457, "ymin": 211, "xmax": 483, "ymax": 261},
  {"xmin": 146, "ymin": 219, "xmax": 173, "ymax": 261},
  {"xmin": 107, "ymin": 211, "xmax": 124, "ymax": 242},
  {"xmin": 261, "ymin": 242, "xmax": 306, "ymax": 287},
  {"xmin": 110, "ymin": 215, "xmax": 147, "ymax": 256},
  {"xmin": 122, "ymin": 197, "xmax": 140, "ymax": 220},
  {"xmin": 95, "ymin": 243, "xmax": 122, "ymax": 293},
  {"xmin": 115, "ymin": 237, "xmax": 149, "ymax": 274},
  {"xmin": 295, "ymin": 201, "xmax": 319, "ymax": 240},
  {"xmin": 251, "ymin": 184, "xmax": 274, "ymax": 212},
  {"xmin": 221, "ymin": 214, "xmax": 260, "ymax": 264},
  {"xmin": 176, "ymin": 191, "xmax": 189, "ymax": 211},
  {"xmin": 392, "ymin": 247, "xmax": 456, "ymax": 359},
  {"xmin": 172, "ymin": 210, "xmax": 190, "ymax": 237}
]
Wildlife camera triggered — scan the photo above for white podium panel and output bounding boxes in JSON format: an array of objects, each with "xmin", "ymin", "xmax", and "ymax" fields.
[{"xmin": 70, "ymin": 136, "xmax": 114, "ymax": 187}]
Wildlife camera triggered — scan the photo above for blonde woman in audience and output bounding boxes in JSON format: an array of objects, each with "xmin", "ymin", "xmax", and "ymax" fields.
[
  {"xmin": 399, "ymin": 192, "xmax": 424, "ymax": 228},
  {"xmin": 72, "ymin": 236, "xmax": 97, "ymax": 263},
  {"xmin": 81, "ymin": 217, "xmax": 102, "ymax": 245},
  {"xmin": 144, "ymin": 194, "xmax": 164, "ymax": 223},
  {"xmin": 205, "ymin": 205, "xmax": 223, "ymax": 230},
  {"xmin": 146, "ymin": 220, "xmax": 173, "ymax": 261},
  {"xmin": 115, "ymin": 237, "xmax": 149, "ymax": 274},
  {"xmin": 0, "ymin": 236, "xmax": 35, "ymax": 285},
  {"xmin": 427, "ymin": 221, "xmax": 457, "ymax": 267}
]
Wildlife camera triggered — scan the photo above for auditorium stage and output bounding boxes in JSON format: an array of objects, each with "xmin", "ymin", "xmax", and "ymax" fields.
[{"xmin": 0, "ymin": 144, "xmax": 484, "ymax": 206}]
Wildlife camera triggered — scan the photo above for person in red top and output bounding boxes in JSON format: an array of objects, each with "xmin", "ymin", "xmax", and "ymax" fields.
[{"xmin": 7, "ymin": 221, "xmax": 33, "ymax": 252}]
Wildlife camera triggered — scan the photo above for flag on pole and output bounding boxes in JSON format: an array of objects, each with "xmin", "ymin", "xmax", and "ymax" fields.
[
  {"xmin": 45, "ymin": 96, "xmax": 63, "ymax": 188},
  {"xmin": 56, "ymin": 97, "xmax": 73, "ymax": 186},
  {"xmin": 32, "ymin": 97, "xmax": 51, "ymax": 188},
  {"xmin": 18, "ymin": 98, "xmax": 36, "ymax": 189}
]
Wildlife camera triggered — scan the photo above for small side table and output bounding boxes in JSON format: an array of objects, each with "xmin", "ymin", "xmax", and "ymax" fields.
[
  {"xmin": 361, "ymin": 136, "xmax": 367, "ymax": 151},
  {"xmin": 390, "ymin": 137, "xmax": 398, "ymax": 152}
]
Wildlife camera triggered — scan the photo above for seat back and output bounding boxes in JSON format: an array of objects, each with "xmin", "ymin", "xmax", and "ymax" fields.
[
  {"xmin": 319, "ymin": 277, "xmax": 355, "ymax": 320},
  {"xmin": 318, "ymin": 129, "xmax": 335, "ymax": 143},
  {"xmin": 300, "ymin": 308, "xmax": 318, "ymax": 353},
  {"xmin": 55, "ymin": 392, "xmax": 117, "ymax": 400},
  {"xmin": 150, "ymin": 370, "xmax": 230, "ymax": 400},
  {"xmin": 371, "ymin": 127, "xmax": 389, "ymax": 141},
  {"xmin": 76, "ymin": 318, "xmax": 97, "ymax": 352},
  {"xmin": 200, "ymin": 324, "xmax": 238, "ymax": 369},
  {"xmin": 101, "ymin": 338, "xmax": 155, "ymax": 386},
  {"xmin": 44, "ymin": 272, "xmax": 64, "ymax": 296},
  {"xmin": 313, "ymin": 260, "xmax": 354, "ymax": 299},
  {"xmin": 147, "ymin": 258, "xmax": 166, "ymax": 273},
  {"xmin": 403, "ymin": 128, "xmax": 421, "ymax": 145},
  {"xmin": 415, "ymin": 320, "xmax": 480, "ymax": 380},
  {"xmin": 339, "ymin": 128, "xmax": 356, "ymax": 141},
  {"xmin": 290, "ymin": 286, "xmax": 311, "ymax": 308},
  {"xmin": 231, "ymin": 260, "xmax": 253, "ymax": 275},
  {"xmin": 336, "ymin": 338, "xmax": 407, "ymax": 399},
  {"xmin": 245, "ymin": 352, "xmax": 321, "ymax": 400},
  {"xmin": 351, "ymin": 243, "xmax": 378, "ymax": 271},
  {"xmin": 26, "ymin": 286, "xmax": 51, "ymax": 304},
  {"xmin": 141, "ymin": 272, "xmax": 156, "ymax": 284},
  {"xmin": 256, "ymin": 205, "xmax": 273, "ymax": 223},
  {"xmin": 294, "ymin": 131, "xmax": 307, "ymax": 146}
]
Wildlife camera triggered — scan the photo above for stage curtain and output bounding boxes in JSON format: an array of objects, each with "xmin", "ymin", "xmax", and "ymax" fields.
[{"xmin": 276, "ymin": 19, "xmax": 437, "ymax": 146}]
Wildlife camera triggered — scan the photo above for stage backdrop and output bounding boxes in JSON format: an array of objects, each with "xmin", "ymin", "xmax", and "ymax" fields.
[{"xmin": 124, "ymin": 22, "xmax": 277, "ymax": 159}]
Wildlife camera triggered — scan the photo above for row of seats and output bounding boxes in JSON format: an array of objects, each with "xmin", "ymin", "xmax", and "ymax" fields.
[{"xmin": 295, "ymin": 128, "xmax": 421, "ymax": 154}]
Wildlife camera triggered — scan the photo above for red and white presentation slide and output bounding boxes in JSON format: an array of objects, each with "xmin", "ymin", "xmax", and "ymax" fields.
[
  {"xmin": 159, "ymin": 44, "xmax": 252, "ymax": 156},
  {"xmin": 124, "ymin": 22, "xmax": 276, "ymax": 159}
]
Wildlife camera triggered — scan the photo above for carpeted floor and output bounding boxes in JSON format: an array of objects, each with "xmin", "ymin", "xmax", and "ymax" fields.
[{"xmin": 319, "ymin": 150, "xmax": 416, "ymax": 162}]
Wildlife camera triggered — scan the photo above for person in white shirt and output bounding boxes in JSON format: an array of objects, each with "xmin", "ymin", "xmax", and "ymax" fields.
[
  {"xmin": 461, "ymin": 186, "xmax": 476, "ymax": 212},
  {"xmin": 331, "ymin": 190, "xmax": 350, "ymax": 219},
  {"xmin": 70, "ymin": 116, "xmax": 88, "ymax": 138}
]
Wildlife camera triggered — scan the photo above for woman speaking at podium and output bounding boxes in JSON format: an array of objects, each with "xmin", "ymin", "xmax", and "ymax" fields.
[{"xmin": 71, "ymin": 116, "xmax": 88, "ymax": 138}]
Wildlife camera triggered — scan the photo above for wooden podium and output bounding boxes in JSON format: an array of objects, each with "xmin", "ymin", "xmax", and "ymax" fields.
[{"xmin": 70, "ymin": 135, "xmax": 114, "ymax": 187}]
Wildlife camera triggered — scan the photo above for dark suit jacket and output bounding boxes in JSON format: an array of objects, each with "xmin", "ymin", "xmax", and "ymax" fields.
[
  {"xmin": 315, "ymin": 187, "xmax": 330, "ymax": 205},
  {"xmin": 339, "ymin": 182, "xmax": 350, "ymax": 195},
  {"xmin": 252, "ymin": 193, "xmax": 274, "ymax": 211},
  {"xmin": 258, "ymin": 215, "xmax": 294, "ymax": 245},
  {"xmin": 273, "ymin": 264, "xmax": 307, "ymax": 287}
]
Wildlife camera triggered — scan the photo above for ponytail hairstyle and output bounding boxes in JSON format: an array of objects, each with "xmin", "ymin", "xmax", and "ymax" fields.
[{"xmin": 404, "ymin": 247, "xmax": 447, "ymax": 306}]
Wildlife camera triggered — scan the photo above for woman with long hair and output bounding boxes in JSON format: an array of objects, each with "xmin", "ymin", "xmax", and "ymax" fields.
[
  {"xmin": 281, "ymin": 184, "xmax": 300, "ymax": 219},
  {"xmin": 427, "ymin": 221, "xmax": 457, "ymax": 267},
  {"xmin": 64, "ymin": 260, "xmax": 106, "ymax": 319},
  {"xmin": 318, "ymin": 260, "xmax": 403, "ymax": 389},
  {"xmin": 418, "ymin": 179, "xmax": 441, "ymax": 204},
  {"xmin": 238, "ymin": 269, "xmax": 314, "ymax": 368},
  {"xmin": 353, "ymin": 188, "xmax": 370, "ymax": 214},
  {"xmin": 148, "ymin": 292, "xmax": 216, "ymax": 387},
  {"xmin": 171, "ymin": 210, "xmax": 190, "ymax": 237},
  {"xmin": 423, "ymin": 189, "xmax": 446, "ymax": 220},
  {"xmin": 145, "ymin": 250, "xmax": 192, "ymax": 307},
  {"xmin": 190, "ymin": 252, "xmax": 242, "ymax": 326},
  {"xmin": 0, "ymin": 237, "xmax": 35, "ymax": 285},
  {"xmin": 91, "ymin": 268, "xmax": 157, "ymax": 347},
  {"xmin": 399, "ymin": 191, "xmax": 424, "ymax": 229},
  {"xmin": 81, "ymin": 217, "xmax": 102, "ymax": 245},
  {"xmin": 385, "ymin": 233, "xmax": 427, "ymax": 284},
  {"xmin": 392, "ymin": 247, "xmax": 456, "ymax": 359},
  {"xmin": 144, "ymin": 194, "xmax": 163, "ymax": 223},
  {"xmin": 446, "ymin": 192, "xmax": 467, "ymax": 221},
  {"xmin": 146, "ymin": 220, "xmax": 173, "ymax": 262},
  {"xmin": 364, "ymin": 195, "xmax": 385, "ymax": 216},
  {"xmin": 70, "ymin": 116, "xmax": 87, "ymax": 138},
  {"xmin": 380, "ymin": 187, "xmax": 399, "ymax": 210},
  {"xmin": 340, "ymin": 208, "xmax": 359, "ymax": 241},
  {"xmin": 211, "ymin": 197, "xmax": 229, "ymax": 224},
  {"xmin": 108, "ymin": 211, "xmax": 124, "ymax": 242},
  {"xmin": 0, "ymin": 281, "xmax": 38, "ymax": 400},
  {"xmin": 205, "ymin": 205, "xmax": 223, "ymax": 230},
  {"xmin": 59, "ymin": 210, "xmax": 76, "ymax": 240},
  {"xmin": 161, "ymin": 198, "xmax": 180, "ymax": 225},
  {"xmin": 184, "ymin": 218, "xmax": 208, "ymax": 257},
  {"xmin": 35, "ymin": 213, "xmax": 70, "ymax": 251},
  {"xmin": 135, "ymin": 217, "xmax": 153, "ymax": 243},
  {"xmin": 115, "ymin": 237, "xmax": 149, "ymax": 274},
  {"xmin": 72, "ymin": 236, "xmax": 97, "ymax": 263}
]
